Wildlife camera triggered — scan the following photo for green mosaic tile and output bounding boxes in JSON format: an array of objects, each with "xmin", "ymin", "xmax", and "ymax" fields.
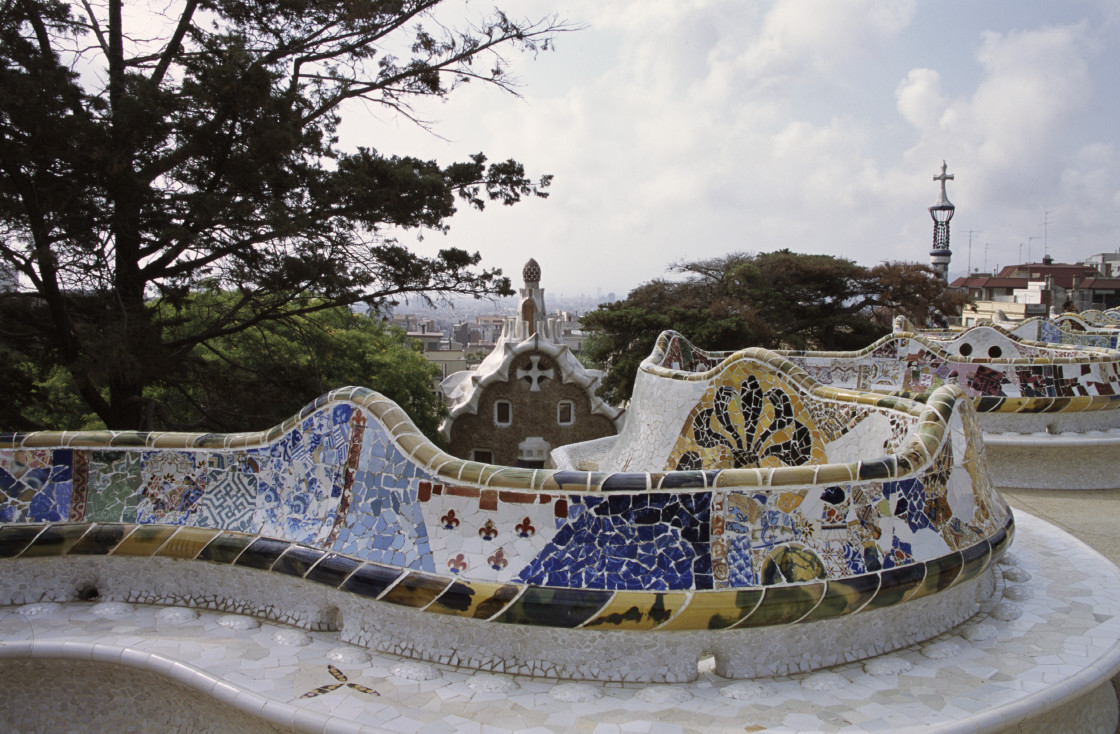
[
  {"xmin": 908, "ymin": 551, "xmax": 964, "ymax": 601},
  {"xmin": 21, "ymin": 523, "xmax": 92, "ymax": 557},
  {"xmin": 86, "ymin": 451, "xmax": 144, "ymax": 523},
  {"xmin": 801, "ymin": 575, "xmax": 880, "ymax": 621},
  {"xmin": 736, "ymin": 582, "xmax": 826, "ymax": 627},
  {"xmin": 112, "ymin": 525, "xmax": 178, "ymax": 556},
  {"xmin": 196, "ymin": 532, "xmax": 256, "ymax": 564},
  {"xmin": 494, "ymin": 586, "xmax": 612, "ymax": 628},
  {"xmin": 379, "ymin": 571, "xmax": 451, "ymax": 608},
  {"xmin": 69, "ymin": 523, "xmax": 132, "ymax": 555},
  {"xmin": 0, "ymin": 525, "xmax": 46, "ymax": 557}
]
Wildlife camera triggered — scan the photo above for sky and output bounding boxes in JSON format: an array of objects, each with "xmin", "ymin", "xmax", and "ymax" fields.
[{"xmin": 345, "ymin": 0, "xmax": 1120, "ymax": 299}]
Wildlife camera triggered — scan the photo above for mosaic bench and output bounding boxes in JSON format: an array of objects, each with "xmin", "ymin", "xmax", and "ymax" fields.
[
  {"xmin": 884, "ymin": 318, "xmax": 1120, "ymax": 488},
  {"xmin": 1, "ymin": 363, "xmax": 1011, "ymax": 683},
  {"xmin": 769, "ymin": 325, "xmax": 1120, "ymax": 489},
  {"xmin": 901, "ymin": 313, "xmax": 1120, "ymax": 351},
  {"xmin": 1076, "ymin": 308, "xmax": 1120, "ymax": 326},
  {"xmin": 1004, "ymin": 314, "xmax": 1120, "ymax": 349}
]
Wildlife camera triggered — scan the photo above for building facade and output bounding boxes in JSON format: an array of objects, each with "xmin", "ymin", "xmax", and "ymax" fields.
[
  {"xmin": 951, "ymin": 255, "xmax": 1120, "ymax": 323},
  {"xmin": 439, "ymin": 259, "xmax": 622, "ymax": 468}
]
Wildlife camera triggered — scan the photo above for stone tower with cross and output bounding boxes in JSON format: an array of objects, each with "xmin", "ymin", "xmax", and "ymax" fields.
[
  {"xmin": 438, "ymin": 259, "xmax": 623, "ymax": 468},
  {"xmin": 928, "ymin": 161, "xmax": 956, "ymax": 282}
]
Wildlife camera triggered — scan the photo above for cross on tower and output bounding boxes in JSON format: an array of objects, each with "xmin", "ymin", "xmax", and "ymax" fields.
[
  {"xmin": 934, "ymin": 161, "xmax": 954, "ymax": 199},
  {"xmin": 516, "ymin": 355, "xmax": 554, "ymax": 392}
]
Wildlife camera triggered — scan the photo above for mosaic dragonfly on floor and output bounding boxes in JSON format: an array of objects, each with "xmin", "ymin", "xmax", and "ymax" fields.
[{"xmin": 300, "ymin": 665, "xmax": 379, "ymax": 698}]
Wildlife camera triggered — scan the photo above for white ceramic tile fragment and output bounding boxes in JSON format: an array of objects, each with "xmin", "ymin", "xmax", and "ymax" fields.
[
  {"xmin": 156, "ymin": 607, "xmax": 199, "ymax": 624},
  {"xmin": 272, "ymin": 628, "xmax": 312, "ymax": 647},
  {"xmin": 91, "ymin": 601, "xmax": 134, "ymax": 617},
  {"xmin": 549, "ymin": 682, "xmax": 603, "ymax": 702},
  {"xmin": 390, "ymin": 661, "xmax": 440, "ymax": 681},
  {"xmin": 921, "ymin": 639, "xmax": 963, "ymax": 659},
  {"xmin": 863, "ymin": 656, "xmax": 913, "ymax": 676},
  {"xmin": 218, "ymin": 614, "xmax": 260, "ymax": 630}
]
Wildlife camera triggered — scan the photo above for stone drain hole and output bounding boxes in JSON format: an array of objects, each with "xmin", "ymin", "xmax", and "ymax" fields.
[{"xmin": 77, "ymin": 585, "xmax": 100, "ymax": 602}]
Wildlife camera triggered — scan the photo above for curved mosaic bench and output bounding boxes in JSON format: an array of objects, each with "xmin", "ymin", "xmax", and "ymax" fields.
[
  {"xmin": 1, "ymin": 371, "xmax": 1011, "ymax": 683},
  {"xmin": 1077, "ymin": 309, "xmax": 1120, "ymax": 326},
  {"xmin": 766, "ymin": 326, "xmax": 1120, "ymax": 490},
  {"xmin": 883, "ymin": 319, "xmax": 1120, "ymax": 488},
  {"xmin": 961, "ymin": 314, "xmax": 1120, "ymax": 350},
  {"xmin": 898, "ymin": 313, "xmax": 1120, "ymax": 350}
]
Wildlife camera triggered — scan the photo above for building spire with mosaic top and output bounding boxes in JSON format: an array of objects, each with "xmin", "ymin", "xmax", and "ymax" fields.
[
  {"xmin": 517, "ymin": 258, "xmax": 546, "ymax": 338},
  {"xmin": 928, "ymin": 160, "xmax": 956, "ymax": 282}
]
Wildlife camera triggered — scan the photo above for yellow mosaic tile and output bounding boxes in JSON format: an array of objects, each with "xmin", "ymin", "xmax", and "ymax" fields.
[
  {"xmin": 156, "ymin": 527, "xmax": 223, "ymax": 560},
  {"xmin": 112, "ymin": 526, "xmax": 179, "ymax": 556},
  {"xmin": 426, "ymin": 579, "xmax": 522, "ymax": 620},
  {"xmin": 656, "ymin": 589, "xmax": 762, "ymax": 631},
  {"xmin": 580, "ymin": 590, "xmax": 688, "ymax": 630}
]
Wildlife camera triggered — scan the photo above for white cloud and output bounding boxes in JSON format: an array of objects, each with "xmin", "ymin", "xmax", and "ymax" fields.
[
  {"xmin": 739, "ymin": 0, "xmax": 916, "ymax": 85},
  {"xmin": 340, "ymin": 2, "xmax": 1120, "ymax": 296},
  {"xmin": 896, "ymin": 69, "xmax": 948, "ymax": 132},
  {"xmin": 899, "ymin": 25, "xmax": 1093, "ymax": 179}
]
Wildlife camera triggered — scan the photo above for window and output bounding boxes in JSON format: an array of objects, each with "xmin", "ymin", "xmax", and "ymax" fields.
[
  {"xmin": 470, "ymin": 449, "xmax": 494, "ymax": 464},
  {"xmin": 557, "ymin": 400, "xmax": 574, "ymax": 426},
  {"xmin": 494, "ymin": 400, "xmax": 512, "ymax": 426}
]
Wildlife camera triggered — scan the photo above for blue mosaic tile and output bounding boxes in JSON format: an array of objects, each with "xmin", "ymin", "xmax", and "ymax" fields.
[
  {"xmin": 196, "ymin": 470, "xmax": 257, "ymax": 532},
  {"xmin": 28, "ymin": 479, "xmax": 71, "ymax": 522},
  {"xmin": 516, "ymin": 493, "xmax": 711, "ymax": 591},
  {"xmin": 883, "ymin": 478, "xmax": 933, "ymax": 534}
]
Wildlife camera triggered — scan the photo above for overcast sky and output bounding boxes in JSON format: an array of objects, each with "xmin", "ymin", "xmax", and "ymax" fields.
[{"xmin": 339, "ymin": 0, "xmax": 1120, "ymax": 299}]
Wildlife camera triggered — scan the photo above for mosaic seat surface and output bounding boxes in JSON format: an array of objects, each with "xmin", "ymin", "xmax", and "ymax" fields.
[
  {"xmin": 654, "ymin": 324, "xmax": 1120, "ymax": 488},
  {"xmin": 774, "ymin": 325, "xmax": 1120, "ymax": 411},
  {"xmin": 0, "ymin": 350, "xmax": 1012, "ymax": 681},
  {"xmin": 1005, "ymin": 314, "xmax": 1120, "ymax": 349},
  {"xmin": 898, "ymin": 314, "xmax": 1120, "ymax": 352}
]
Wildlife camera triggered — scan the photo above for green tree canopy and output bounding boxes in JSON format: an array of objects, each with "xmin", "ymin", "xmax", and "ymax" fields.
[
  {"xmin": 581, "ymin": 250, "xmax": 970, "ymax": 404},
  {"xmin": 10, "ymin": 291, "xmax": 448, "ymax": 440},
  {"xmin": 0, "ymin": 0, "xmax": 572, "ymax": 429},
  {"xmin": 152, "ymin": 293, "xmax": 447, "ymax": 439}
]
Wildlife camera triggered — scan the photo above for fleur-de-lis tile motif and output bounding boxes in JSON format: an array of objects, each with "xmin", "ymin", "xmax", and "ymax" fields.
[
  {"xmin": 300, "ymin": 665, "xmax": 380, "ymax": 698},
  {"xmin": 488, "ymin": 547, "xmax": 508, "ymax": 570},
  {"xmin": 448, "ymin": 553, "xmax": 468, "ymax": 573},
  {"xmin": 515, "ymin": 517, "xmax": 535, "ymax": 538},
  {"xmin": 441, "ymin": 509, "xmax": 460, "ymax": 530},
  {"xmin": 478, "ymin": 518, "xmax": 498, "ymax": 541}
]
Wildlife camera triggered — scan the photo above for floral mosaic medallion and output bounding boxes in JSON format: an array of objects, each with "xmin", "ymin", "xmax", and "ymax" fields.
[{"xmin": 668, "ymin": 364, "xmax": 827, "ymax": 471}]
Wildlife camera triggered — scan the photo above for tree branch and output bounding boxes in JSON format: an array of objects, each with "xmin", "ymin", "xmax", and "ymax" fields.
[{"xmin": 150, "ymin": 0, "xmax": 198, "ymax": 87}]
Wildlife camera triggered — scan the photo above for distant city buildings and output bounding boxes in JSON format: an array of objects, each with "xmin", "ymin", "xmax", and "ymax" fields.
[{"xmin": 951, "ymin": 253, "xmax": 1120, "ymax": 325}]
